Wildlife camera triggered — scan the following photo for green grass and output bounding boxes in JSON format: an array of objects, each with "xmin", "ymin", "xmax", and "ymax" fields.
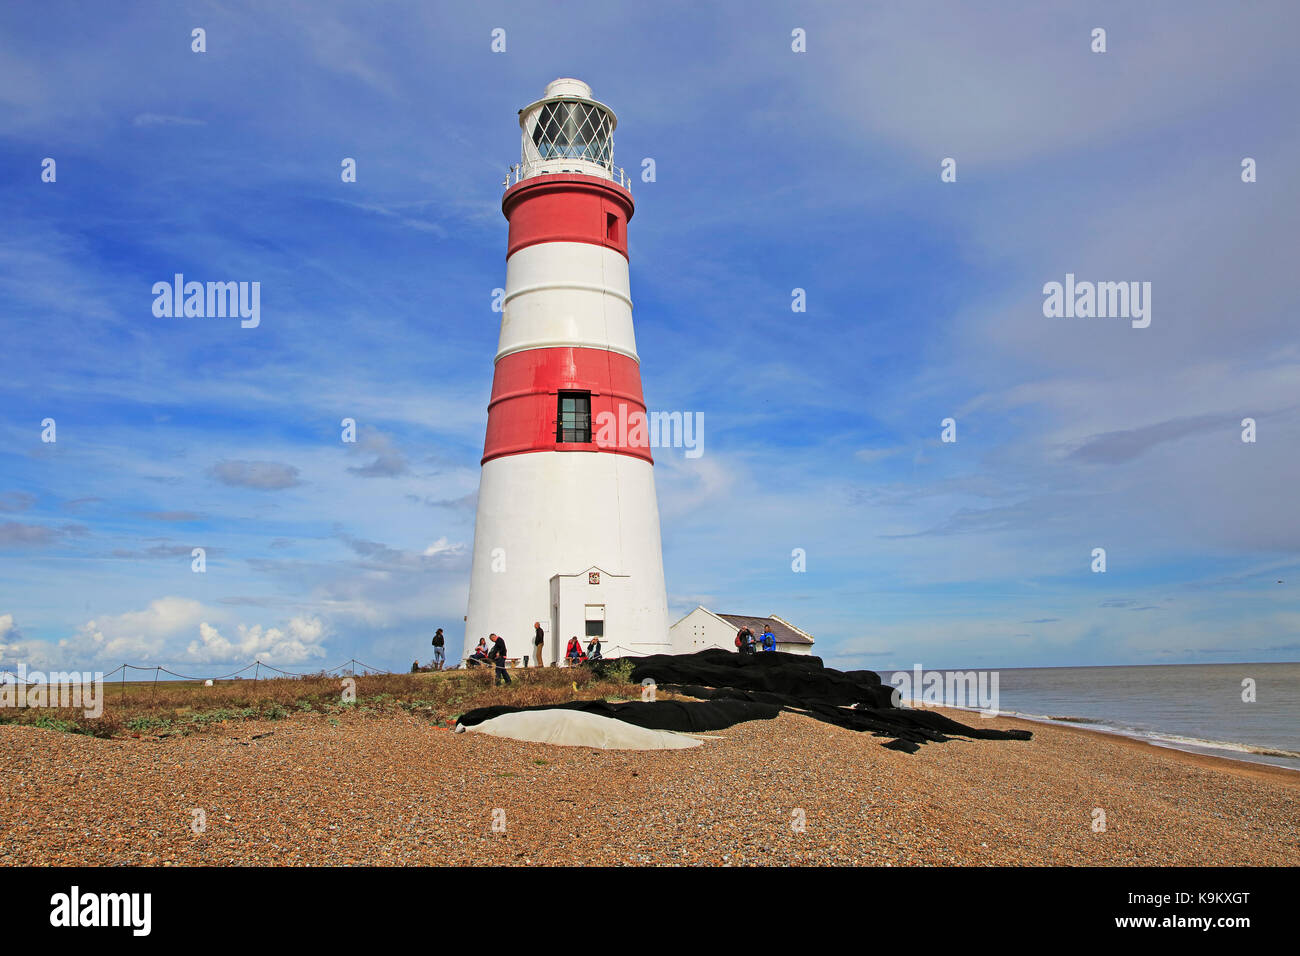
[{"xmin": 0, "ymin": 664, "xmax": 646, "ymax": 740}]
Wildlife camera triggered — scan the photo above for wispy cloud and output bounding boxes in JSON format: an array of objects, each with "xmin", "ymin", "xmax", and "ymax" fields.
[
  {"xmin": 208, "ymin": 460, "xmax": 303, "ymax": 490},
  {"xmin": 131, "ymin": 113, "xmax": 205, "ymax": 127}
]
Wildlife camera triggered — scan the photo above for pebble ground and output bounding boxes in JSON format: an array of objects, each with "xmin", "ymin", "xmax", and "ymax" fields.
[{"xmin": 1, "ymin": 709, "xmax": 1295, "ymax": 865}]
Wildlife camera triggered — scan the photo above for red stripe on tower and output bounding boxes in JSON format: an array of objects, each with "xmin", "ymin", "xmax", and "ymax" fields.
[
  {"xmin": 503, "ymin": 174, "xmax": 634, "ymax": 260},
  {"xmin": 482, "ymin": 346, "xmax": 652, "ymax": 464}
]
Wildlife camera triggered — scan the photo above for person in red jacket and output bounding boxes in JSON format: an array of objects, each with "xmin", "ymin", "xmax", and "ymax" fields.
[{"xmin": 565, "ymin": 636, "xmax": 587, "ymax": 665}]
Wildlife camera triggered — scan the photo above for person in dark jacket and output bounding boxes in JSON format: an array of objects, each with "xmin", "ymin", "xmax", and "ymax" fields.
[
  {"xmin": 533, "ymin": 621, "xmax": 545, "ymax": 667},
  {"xmin": 735, "ymin": 626, "xmax": 755, "ymax": 655},
  {"xmin": 488, "ymin": 633, "xmax": 511, "ymax": 685},
  {"xmin": 586, "ymin": 636, "xmax": 603, "ymax": 661},
  {"xmin": 431, "ymin": 627, "xmax": 445, "ymax": 670}
]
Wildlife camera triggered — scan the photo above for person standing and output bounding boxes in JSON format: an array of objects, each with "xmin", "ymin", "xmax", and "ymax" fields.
[
  {"xmin": 760, "ymin": 627, "xmax": 776, "ymax": 653},
  {"xmin": 489, "ymin": 632, "xmax": 511, "ymax": 685},
  {"xmin": 431, "ymin": 627, "xmax": 445, "ymax": 670},
  {"xmin": 735, "ymin": 626, "xmax": 755, "ymax": 655},
  {"xmin": 533, "ymin": 621, "xmax": 545, "ymax": 667}
]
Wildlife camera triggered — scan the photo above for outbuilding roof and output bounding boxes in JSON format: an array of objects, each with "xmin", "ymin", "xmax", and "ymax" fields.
[{"xmin": 716, "ymin": 613, "xmax": 815, "ymax": 645}]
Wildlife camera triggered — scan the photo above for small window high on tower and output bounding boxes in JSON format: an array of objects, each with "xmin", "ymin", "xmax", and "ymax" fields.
[{"xmin": 556, "ymin": 391, "xmax": 591, "ymax": 443}]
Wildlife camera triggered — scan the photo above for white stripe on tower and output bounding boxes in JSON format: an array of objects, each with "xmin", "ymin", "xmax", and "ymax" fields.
[{"xmin": 498, "ymin": 242, "xmax": 637, "ymax": 362}]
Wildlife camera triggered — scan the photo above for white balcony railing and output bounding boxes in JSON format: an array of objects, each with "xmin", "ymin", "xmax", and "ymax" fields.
[{"xmin": 503, "ymin": 162, "xmax": 633, "ymax": 192}]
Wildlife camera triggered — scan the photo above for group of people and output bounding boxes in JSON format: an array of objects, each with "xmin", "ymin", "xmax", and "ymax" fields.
[
  {"xmin": 531, "ymin": 621, "xmax": 601, "ymax": 666},
  {"xmin": 429, "ymin": 622, "xmax": 777, "ymax": 676},
  {"xmin": 735, "ymin": 624, "xmax": 777, "ymax": 654},
  {"xmin": 433, "ymin": 621, "xmax": 777, "ymax": 677},
  {"xmin": 465, "ymin": 633, "xmax": 513, "ymax": 684},
  {"xmin": 453, "ymin": 621, "xmax": 601, "ymax": 684},
  {"xmin": 564, "ymin": 634, "xmax": 603, "ymax": 664}
]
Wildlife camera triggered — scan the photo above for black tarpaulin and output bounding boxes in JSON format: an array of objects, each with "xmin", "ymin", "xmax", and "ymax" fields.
[
  {"xmin": 619, "ymin": 649, "xmax": 898, "ymax": 708},
  {"xmin": 458, "ymin": 651, "xmax": 1031, "ymax": 754},
  {"xmin": 618, "ymin": 649, "xmax": 1032, "ymax": 752}
]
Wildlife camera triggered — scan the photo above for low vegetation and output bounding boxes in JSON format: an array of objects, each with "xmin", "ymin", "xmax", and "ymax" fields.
[{"xmin": 0, "ymin": 663, "xmax": 645, "ymax": 740}]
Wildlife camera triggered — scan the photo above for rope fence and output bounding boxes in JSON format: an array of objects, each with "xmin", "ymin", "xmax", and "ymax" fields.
[
  {"xmin": 1, "ymin": 650, "xmax": 638, "ymax": 686},
  {"xmin": 0, "ymin": 657, "xmax": 392, "ymax": 688}
]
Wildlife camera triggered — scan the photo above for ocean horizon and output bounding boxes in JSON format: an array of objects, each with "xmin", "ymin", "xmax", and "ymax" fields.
[{"xmin": 881, "ymin": 661, "xmax": 1300, "ymax": 772}]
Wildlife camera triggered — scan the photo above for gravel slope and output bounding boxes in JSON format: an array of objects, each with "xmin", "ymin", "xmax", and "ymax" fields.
[{"xmin": 1, "ymin": 708, "xmax": 1294, "ymax": 866}]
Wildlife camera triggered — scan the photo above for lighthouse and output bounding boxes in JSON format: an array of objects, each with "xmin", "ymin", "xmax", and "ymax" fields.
[{"xmin": 462, "ymin": 78, "xmax": 671, "ymax": 666}]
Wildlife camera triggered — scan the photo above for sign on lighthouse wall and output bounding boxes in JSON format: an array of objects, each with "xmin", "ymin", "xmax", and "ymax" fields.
[{"xmin": 461, "ymin": 79, "xmax": 671, "ymax": 667}]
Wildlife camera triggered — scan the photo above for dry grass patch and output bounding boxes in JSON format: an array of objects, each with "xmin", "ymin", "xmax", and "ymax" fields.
[{"xmin": 0, "ymin": 663, "xmax": 644, "ymax": 740}]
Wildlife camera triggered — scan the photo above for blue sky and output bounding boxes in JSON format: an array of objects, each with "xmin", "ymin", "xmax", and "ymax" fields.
[{"xmin": 2, "ymin": 0, "xmax": 1298, "ymax": 673}]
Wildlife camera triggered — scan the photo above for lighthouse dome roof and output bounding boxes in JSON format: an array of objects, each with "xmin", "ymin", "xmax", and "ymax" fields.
[{"xmin": 544, "ymin": 77, "xmax": 593, "ymax": 99}]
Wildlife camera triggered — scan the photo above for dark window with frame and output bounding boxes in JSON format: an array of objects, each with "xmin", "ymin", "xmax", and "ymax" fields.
[
  {"xmin": 556, "ymin": 391, "xmax": 591, "ymax": 443},
  {"xmin": 585, "ymin": 619, "xmax": 604, "ymax": 638},
  {"xmin": 606, "ymin": 212, "xmax": 619, "ymax": 242}
]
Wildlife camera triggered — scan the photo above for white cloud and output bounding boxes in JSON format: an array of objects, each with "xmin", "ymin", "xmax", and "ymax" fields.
[
  {"xmin": 185, "ymin": 616, "xmax": 327, "ymax": 665},
  {"xmin": 422, "ymin": 536, "xmax": 465, "ymax": 557},
  {"xmin": 657, "ymin": 453, "xmax": 736, "ymax": 520},
  {"xmin": 71, "ymin": 596, "xmax": 205, "ymax": 661},
  {"xmin": 3, "ymin": 600, "xmax": 330, "ymax": 669}
]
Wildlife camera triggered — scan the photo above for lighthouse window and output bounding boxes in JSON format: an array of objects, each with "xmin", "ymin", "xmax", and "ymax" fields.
[
  {"xmin": 556, "ymin": 391, "xmax": 591, "ymax": 443},
  {"xmin": 606, "ymin": 213, "xmax": 619, "ymax": 242},
  {"xmin": 531, "ymin": 100, "xmax": 613, "ymax": 168}
]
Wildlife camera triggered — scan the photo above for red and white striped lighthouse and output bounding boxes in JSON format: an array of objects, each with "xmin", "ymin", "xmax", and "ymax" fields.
[{"xmin": 462, "ymin": 78, "xmax": 670, "ymax": 666}]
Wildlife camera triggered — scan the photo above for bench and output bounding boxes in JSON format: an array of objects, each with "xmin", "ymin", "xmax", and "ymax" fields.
[{"xmin": 465, "ymin": 657, "xmax": 523, "ymax": 668}]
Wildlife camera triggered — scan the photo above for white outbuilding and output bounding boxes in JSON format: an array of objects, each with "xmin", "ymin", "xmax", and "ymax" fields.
[{"xmin": 668, "ymin": 606, "xmax": 816, "ymax": 656}]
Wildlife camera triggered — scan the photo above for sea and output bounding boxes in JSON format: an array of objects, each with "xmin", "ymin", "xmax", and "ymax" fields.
[{"xmin": 879, "ymin": 662, "xmax": 1300, "ymax": 772}]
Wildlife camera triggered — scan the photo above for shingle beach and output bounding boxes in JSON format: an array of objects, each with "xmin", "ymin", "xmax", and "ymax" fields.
[{"xmin": 1, "ymin": 709, "xmax": 1294, "ymax": 866}]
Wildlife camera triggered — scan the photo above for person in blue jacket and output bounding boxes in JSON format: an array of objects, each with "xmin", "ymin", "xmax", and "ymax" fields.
[{"xmin": 760, "ymin": 627, "xmax": 776, "ymax": 652}]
